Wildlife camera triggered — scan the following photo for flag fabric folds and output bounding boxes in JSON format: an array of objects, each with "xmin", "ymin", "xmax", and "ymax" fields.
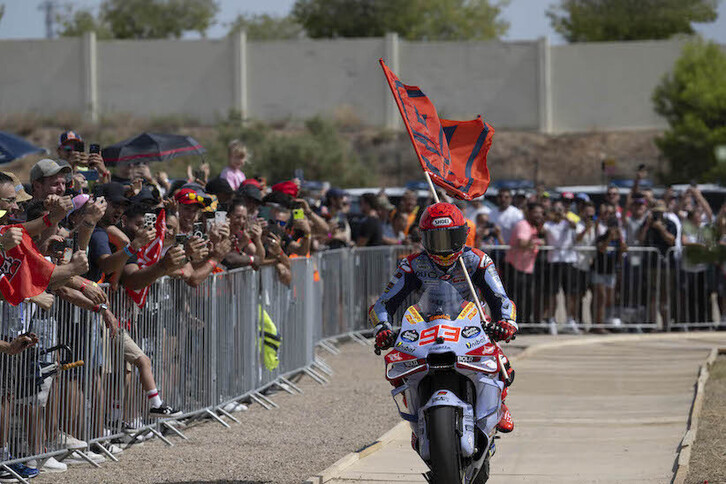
[
  {"xmin": 0, "ymin": 225, "xmax": 55, "ymax": 306},
  {"xmin": 125, "ymin": 209, "xmax": 166, "ymax": 308},
  {"xmin": 379, "ymin": 59, "xmax": 494, "ymax": 200}
]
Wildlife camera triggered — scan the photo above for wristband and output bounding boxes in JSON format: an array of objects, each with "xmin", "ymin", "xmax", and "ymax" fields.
[
  {"xmin": 42, "ymin": 214, "xmax": 52, "ymax": 228},
  {"xmin": 80, "ymin": 281, "xmax": 88, "ymax": 293},
  {"xmin": 122, "ymin": 245, "xmax": 134, "ymax": 257},
  {"xmin": 208, "ymin": 260, "xmax": 218, "ymax": 269},
  {"xmin": 249, "ymin": 256, "xmax": 255, "ymax": 265}
]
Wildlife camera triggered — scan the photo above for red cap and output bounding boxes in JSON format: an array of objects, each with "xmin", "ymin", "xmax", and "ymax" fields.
[
  {"xmin": 174, "ymin": 188, "xmax": 206, "ymax": 206},
  {"xmin": 271, "ymin": 180, "xmax": 299, "ymax": 198},
  {"xmin": 242, "ymin": 178, "xmax": 262, "ymax": 189},
  {"xmin": 561, "ymin": 191, "xmax": 575, "ymax": 200}
]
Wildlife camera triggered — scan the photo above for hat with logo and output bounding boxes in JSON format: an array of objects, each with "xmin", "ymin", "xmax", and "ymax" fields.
[
  {"xmin": 175, "ymin": 187, "xmax": 209, "ymax": 206},
  {"xmin": 30, "ymin": 158, "xmax": 72, "ymax": 184},
  {"xmin": 58, "ymin": 130, "xmax": 83, "ymax": 147}
]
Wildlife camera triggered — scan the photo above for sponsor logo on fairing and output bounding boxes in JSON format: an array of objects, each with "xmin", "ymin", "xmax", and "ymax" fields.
[
  {"xmin": 400, "ymin": 330, "xmax": 419, "ymax": 342},
  {"xmin": 395, "ymin": 342, "xmax": 417, "ymax": 353},
  {"xmin": 465, "ymin": 336, "xmax": 486, "ymax": 349},
  {"xmin": 462, "ymin": 326, "xmax": 481, "ymax": 339}
]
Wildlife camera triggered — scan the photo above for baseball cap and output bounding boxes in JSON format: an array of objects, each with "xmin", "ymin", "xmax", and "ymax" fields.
[
  {"xmin": 238, "ymin": 183, "xmax": 262, "ymax": 203},
  {"xmin": 96, "ymin": 182, "xmax": 129, "ymax": 204},
  {"xmin": 561, "ymin": 191, "xmax": 575, "ymax": 200},
  {"xmin": 175, "ymin": 187, "xmax": 208, "ymax": 206},
  {"xmin": 70, "ymin": 194, "xmax": 90, "ymax": 214},
  {"xmin": 58, "ymin": 130, "xmax": 83, "ymax": 147},
  {"xmin": 205, "ymin": 177, "xmax": 234, "ymax": 196},
  {"xmin": 326, "ymin": 187, "xmax": 347, "ymax": 199},
  {"xmin": 575, "ymin": 193, "xmax": 591, "ymax": 202},
  {"xmin": 271, "ymin": 180, "xmax": 299, "ymax": 198},
  {"xmin": 377, "ymin": 195, "xmax": 394, "ymax": 211},
  {"xmin": 30, "ymin": 159, "xmax": 72, "ymax": 184},
  {"xmin": 2, "ymin": 172, "xmax": 32, "ymax": 202},
  {"xmin": 652, "ymin": 200, "xmax": 667, "ymax": 212}
]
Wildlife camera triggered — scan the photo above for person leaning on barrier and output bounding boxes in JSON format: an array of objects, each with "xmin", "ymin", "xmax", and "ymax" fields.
[
  {"xmin": 115, "ymin": 203, "xmax": 183, "ymax": 418},
  {"xmin": 370, "ymin": 202, "xmax": 517, "ymax": 433},
  {"xmin": 223, "ymin": 198, "xmax": 265, "ymax": 270}
]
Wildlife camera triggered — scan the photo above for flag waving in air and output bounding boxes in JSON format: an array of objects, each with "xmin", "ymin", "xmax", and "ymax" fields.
[
  {"xmin": 380, "ymin": 59, "xmax": 494, "ymax": 200},
  {"xmin": 0, "ymin": 225, "xmax": 55, "ymax": 306}
]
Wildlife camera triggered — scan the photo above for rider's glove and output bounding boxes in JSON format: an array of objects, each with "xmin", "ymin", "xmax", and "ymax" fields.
[
  {"xmin": 488, "ymin": 320, "xmax": 517, "ymax": 343},
  {"xmin": 374, "ymin": 322, "xmax": 395, "ymax": 350}
]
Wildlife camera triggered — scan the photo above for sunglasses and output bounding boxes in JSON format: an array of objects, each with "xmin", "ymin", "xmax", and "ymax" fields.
[{"xmin": 272, "ymin": 219, "xmax": 287, "ymax": 227}]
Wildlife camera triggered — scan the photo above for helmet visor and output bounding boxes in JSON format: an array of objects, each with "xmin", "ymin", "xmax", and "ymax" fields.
[{"xmin": 422, "ymin": 226, "xmax": 468, "ymax": 255}]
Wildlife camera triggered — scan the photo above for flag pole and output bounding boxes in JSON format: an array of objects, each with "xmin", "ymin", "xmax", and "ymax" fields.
[{"xmin": 423, "ymin": 172, "xmax": 489, "ymax": 332}]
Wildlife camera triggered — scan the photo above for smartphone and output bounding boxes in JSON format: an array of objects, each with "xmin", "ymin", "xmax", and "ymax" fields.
[
  {"xmin": 175, "ymin": 234, "xmax": 188, "ymax": 247},
  {"xmin": 258, "ymin": 206, "xmax": 272, "ymax": 222},
  {"xmin": 193, "ymin": 221, "xmax": 206, "ymax": 240},
  {"xmin": 193, "ymin": 168, "xmax": 205, "ymax": 180},
  {"xmin": 74, "ymin": 141, "xmax": 85, "ymax": 153},
  {"xmin": 215, "ymin": 211, "xmax": 227, "ymax": 226},
  {"xmin": 144, "ymin": 213, "xmax": 157, "ymax": 229},
  {"xmin": 293, "ymin": 208, "xmax": 305, "ymax": 221},
  {"xmin": 89, "ymin": 144, "xmax": 101, "ymax": 154},
  {"xmin": 49, "ymin": 239, "xmax": 65, "ymax": 253}
]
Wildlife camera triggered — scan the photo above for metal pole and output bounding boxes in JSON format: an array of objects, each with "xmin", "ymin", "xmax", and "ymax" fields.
[{"xmin": 422, "ymin": 172, "xmax": 488, "ymax": 329}]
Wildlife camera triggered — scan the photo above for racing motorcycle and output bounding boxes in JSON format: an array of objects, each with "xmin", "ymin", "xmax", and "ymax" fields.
[{"xmin": 376, "ymin": 280, "xmax": 510, "ymax": 484}]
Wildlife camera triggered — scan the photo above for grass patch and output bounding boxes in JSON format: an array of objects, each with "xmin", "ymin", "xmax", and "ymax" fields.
[{"xmin": 686, "ymin": 355, "xmax": 726, "ymax": 484}]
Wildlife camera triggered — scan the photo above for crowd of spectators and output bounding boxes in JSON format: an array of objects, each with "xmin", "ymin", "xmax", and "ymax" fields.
[{"xmin": 0, "ymin": 128, "xmax": 724, "ymax": 478}]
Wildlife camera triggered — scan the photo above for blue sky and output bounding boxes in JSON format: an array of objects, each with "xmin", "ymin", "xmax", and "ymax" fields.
[{"xmin": 1, "ymin": 0, "xmax": 725, "ymax": 43}]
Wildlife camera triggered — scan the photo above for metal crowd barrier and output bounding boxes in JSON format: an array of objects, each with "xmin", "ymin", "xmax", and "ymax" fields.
[
  {"xmin": 1, "ymin": 244, "xmax": 723, "ymax": 473},
  {"xmin": 665, "ymin": 247, "xmax": 725, "ymax": 330}
]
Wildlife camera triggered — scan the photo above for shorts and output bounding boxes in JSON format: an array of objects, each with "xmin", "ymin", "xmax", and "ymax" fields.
[
  {"xmin": 544, "ymin": 262, "xmax": 579, "ymax": 296},
  {"xmin": 122, "ymin": 331, "xmax": 146, "ymax": 367},
  {"xmin": 592, "ymin": 272, "xmax": 616, "ymax": 288}
]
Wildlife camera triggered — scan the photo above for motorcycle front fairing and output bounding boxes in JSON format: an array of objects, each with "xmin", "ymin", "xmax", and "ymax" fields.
[{"xmin": 384, "ymin": 281, "xmax": 505, "ymax": 461}]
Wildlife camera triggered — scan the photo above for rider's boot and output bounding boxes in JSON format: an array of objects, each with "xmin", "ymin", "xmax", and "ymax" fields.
[{"xmin": 497, "ymin": 387, "xmax": 515, "ymax": 433}]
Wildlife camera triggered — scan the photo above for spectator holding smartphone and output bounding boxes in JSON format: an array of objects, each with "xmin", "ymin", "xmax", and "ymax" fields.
[{"xmin": 592, "ymin": 212, "xmax": 627, "ymax": 331}]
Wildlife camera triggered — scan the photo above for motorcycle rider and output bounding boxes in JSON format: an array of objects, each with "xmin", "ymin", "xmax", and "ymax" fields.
[{"xmin": 369, "ymin": 202, "xmax": 517, "ymax": 433}]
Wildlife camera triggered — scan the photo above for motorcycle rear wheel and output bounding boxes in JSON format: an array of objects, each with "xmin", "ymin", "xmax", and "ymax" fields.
[{"xmin": 427, "ymin": 406, "xmax": 463, "ymax": 484}]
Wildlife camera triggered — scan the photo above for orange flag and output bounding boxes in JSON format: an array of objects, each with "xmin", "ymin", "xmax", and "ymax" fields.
[{"xmin": 380, "ymin": 59, "xmax": 493, "ymax": 200}]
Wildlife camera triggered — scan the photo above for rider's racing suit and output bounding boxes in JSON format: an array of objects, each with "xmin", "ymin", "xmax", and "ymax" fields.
[{"xmin": 369, "ymin": 247, "xmax": 517, "ymax": 432}]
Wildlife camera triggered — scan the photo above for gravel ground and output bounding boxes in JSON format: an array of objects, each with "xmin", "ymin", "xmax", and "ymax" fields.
[
  {"xmin": 686, "ymin": 355, "xmax": 726, "ymax": 484},
  {"xmin": 37, "ymin": 341, "xmax": 401, "ymax": 484}
]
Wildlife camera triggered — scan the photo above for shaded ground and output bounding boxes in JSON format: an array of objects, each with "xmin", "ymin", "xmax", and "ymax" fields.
[
  {"xmin": 687, "ymin": 355, "xmax": 726, "ymax": 484},
  {"xmin": 38, "ymin": 342, "xmax": 401, "ymax": 484}
]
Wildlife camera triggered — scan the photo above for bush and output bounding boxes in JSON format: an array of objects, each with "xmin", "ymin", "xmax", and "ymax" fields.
[
  {"xmin": 653, "ymin": 38, "xmax": 726, "ymax": 183},
  {"xmin": 212, "ymin": 113, "xmax": 369, "ymax": 187}
]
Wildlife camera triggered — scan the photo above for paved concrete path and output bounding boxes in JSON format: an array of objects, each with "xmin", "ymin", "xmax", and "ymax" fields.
[{"xmin": 321, "ymin": 333, "xmax": 726, "ymax": 483}]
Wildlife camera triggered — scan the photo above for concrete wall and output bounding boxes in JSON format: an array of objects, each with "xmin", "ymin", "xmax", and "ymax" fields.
[
  {"xmin": 550, "ymin": 40, "xmax": 685, "ymax": 132},
  {"xmin": 98, "ymin": 39, "xmax": 235, "ymax": 121},
  {"xmin": 399, "ymin": 40, "xmax": 541, "ymax": 130},
  {"xmin": 1, "ymin": 34, "xmax": 722, "ymax": 132},
  {"xmin": 0, "ymin": 38, "xmax": 85, "ymax": 114},
  {"xmin": 248, "ymin": 38, "xmax": 388, "ymax": 125}
]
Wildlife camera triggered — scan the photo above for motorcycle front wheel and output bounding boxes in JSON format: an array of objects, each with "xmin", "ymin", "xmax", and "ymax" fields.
[{"xmin": 427, "ymin": 406, "xmax": 463, "ymax": 484}]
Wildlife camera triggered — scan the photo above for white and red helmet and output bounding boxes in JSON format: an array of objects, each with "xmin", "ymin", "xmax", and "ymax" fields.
[{"xmin": 418, "ymin": 202, "xmax": 469, "ymax": 267}]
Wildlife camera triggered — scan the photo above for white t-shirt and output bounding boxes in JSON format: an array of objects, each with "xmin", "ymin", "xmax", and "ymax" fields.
[
  {"xmin": 573, "ymin": 222, "xmax": 606, "ymax": 271},
  {"xmin": 489, "ymin": 205, "xmax": 523, "ymax": 245},
  {"xmin": 544, "ymin": 220, "xmax": 577, "ymax": 263}
]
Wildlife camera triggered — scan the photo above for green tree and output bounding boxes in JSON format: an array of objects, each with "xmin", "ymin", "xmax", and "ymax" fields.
[
  {"xmin": 58, "ymin": 0, "xmax": 218, "ymax": 39},
  {"xmin": 214, "ymin": 114, "xmax": 368, "ymax": 187},
  {"xmin": 292, "ymin": 0, "xmax": 509, "ymax": 40},
  {"xmin": 227, "ymin": 14, "xmax": 304, "ymax": 40},
  {"xmin": 653, "ymin": 39, "xmax": 726, "ymax": 182},
  {"xmin": 56, "ymin": 8, "xmax": 113, "ymax": 39},
  {"xmin": 547, "ymin": 0, "xmax": 720, "ymax": 42}
]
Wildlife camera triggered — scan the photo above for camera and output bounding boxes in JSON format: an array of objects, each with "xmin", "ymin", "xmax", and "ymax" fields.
[
  {"xmin": 192, "ymin": 221, "xmax": 206, "ymax": 240},
  {"xmin": 175, "ymin": 234, "xmax": 188, "ymax": 247},
  {"xmin": 89, "ymin": 144, "xmax": 101, "ymax": 154}
]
